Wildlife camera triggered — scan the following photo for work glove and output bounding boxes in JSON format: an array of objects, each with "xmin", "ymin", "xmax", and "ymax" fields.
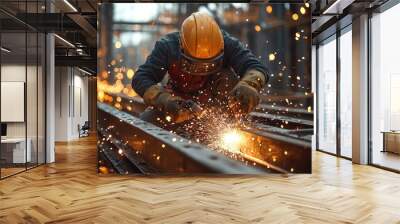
[
  {"xmin": 143, "ymin": 85, "xmax": 201, "ymax": 123},
  {"xmin": 228, "ymin": 69, "xmax": 266, "ymax": 115}
]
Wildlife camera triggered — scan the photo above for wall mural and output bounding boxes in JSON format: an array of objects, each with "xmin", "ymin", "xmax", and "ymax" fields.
[{"xmin": 97, "ymin": 2, "xmax": 312, "ymax": 175}]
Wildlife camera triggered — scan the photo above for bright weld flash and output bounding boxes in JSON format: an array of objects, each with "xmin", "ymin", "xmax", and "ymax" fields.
[{"xmin": 220, "ymin": 129, "xmax": 243, "ymax": 153}]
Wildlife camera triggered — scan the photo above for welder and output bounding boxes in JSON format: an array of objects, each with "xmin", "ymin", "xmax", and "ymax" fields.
[{"xmin": 132, "ymin": 12, "xmax": 268, "ymax": 126}]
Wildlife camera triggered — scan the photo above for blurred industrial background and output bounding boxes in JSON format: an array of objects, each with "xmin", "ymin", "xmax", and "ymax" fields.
[{"xmin": 98, "ymin": 3, "xmax": 311, "ymax": 99}]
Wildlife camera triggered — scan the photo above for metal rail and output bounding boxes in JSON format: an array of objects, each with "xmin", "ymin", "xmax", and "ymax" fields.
[
  {"xmin": 98, "ymin": 141, "xmax": 137, "ymax": 174},
  {"xmin": 98, "ymin": 102, "xmax": 269, "ymax": 174},
  {"xmin": 98, "ymin": 128, "xmax": 156, "ymax": 174},
  {"xmin": 249, "ymin": 111, "xmax": 314, "ymax": 127},
  {"xmin": 239, "ymin": 126, "xmax": 311, "ymax": 173},
  {"xmin": 245, "ymin": 123, "xmax": 312, "ymax": 143}
]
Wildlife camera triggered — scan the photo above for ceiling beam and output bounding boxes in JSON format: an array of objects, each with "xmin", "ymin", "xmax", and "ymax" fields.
[
  {"xmin": 322, "ymin": 0, "xmax": 356, "ymax": 14},
  {"xmin": 55, "ymin": 55, "xmax": 96, "ymax": 69},
  {"xmin": 67, "ymin": 13, "xmax": 97, "ymax": 38}
]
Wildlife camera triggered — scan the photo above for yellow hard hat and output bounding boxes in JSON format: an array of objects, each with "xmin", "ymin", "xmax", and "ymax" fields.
[
  {"xmin": 180, "ymin": 12, "xmax": 224, "ymax": 75},
  {"xmin": 181, "ymin": 12, "xmax": 224, "ymax": 59}
]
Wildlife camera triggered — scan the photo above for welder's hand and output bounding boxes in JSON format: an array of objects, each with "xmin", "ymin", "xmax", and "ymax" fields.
[
  {"xmin": 181, "ymin": 100, "xmax": 204, "ymax": 118},
  {"xmin": 228, "ymin": 69, "xmax": 266, "ymax": 115},
  {"xmin": 152, "ymin": 93, "xmax": 195, "ymax": 123},
  {"xmin": 143, "ymin": 85, "xmax": 199, "ymax": 123},
  {"xmin": 164, "ymin": 98, "xmax": 195, "ymax": 123},
  {"xmin": 228, "ymin": 81, "xmax": 260, "ymax": 114}
]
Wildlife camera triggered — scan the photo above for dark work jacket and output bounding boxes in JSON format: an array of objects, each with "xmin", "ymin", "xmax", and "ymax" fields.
[{"xmin": 132, "ymin": 31, "xmax": 269, "ymax": 97}]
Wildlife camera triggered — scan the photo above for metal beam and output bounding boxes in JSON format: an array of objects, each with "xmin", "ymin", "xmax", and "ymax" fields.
[
  {"xmin": 312, "ymin": 15, "xmax": 335, "ymax": 34},
  {"xmin": 67, "ymin": 13, "xmax": 97, "ymax": 38},
  {"xmin": 97, "ymin": 128, "xmax": 156, "ymax": 174},
  {"xmin": 15, "ymin": 13, "xmax": 81, "ymax": 32},
  {"xmin": 55, "ymin": 55, "xmax": 96, "ymax": 67},
  {"xmin": 240, "ymin": 126, "xmax": 311, "ymax": 173},
  {"xmin": 102, "ymin": 93, "xmax": 313, "ymax": 144},
  {"xmin": 98, "ymin": 103, "xmax": 269, "ymax": 174},
  {"xmin": 322, "ymin": 0, "xmax": 356, "ymax": 14},
  {"xmin": 98, "ymin": 93, "xmax": 312, "ymax": 173}
]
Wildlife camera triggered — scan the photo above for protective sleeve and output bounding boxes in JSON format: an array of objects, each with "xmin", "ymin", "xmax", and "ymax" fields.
[
  {"xmin": 223, "ymin": 32, "xmax": 269, "ymax": 83},
  {"xmin": 132, "ymin": 40, "xmax": 169, "ymax": 97}
]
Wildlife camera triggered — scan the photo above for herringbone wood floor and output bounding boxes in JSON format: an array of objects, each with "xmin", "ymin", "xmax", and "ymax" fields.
[{"xmin": 1, "ymin": 135, "xmax": 399, "ymax": 224}]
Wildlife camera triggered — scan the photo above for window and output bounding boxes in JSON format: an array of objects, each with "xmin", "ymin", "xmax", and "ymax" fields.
[
  {"xmin": 0, "ymin": 1, "xmax": 47, "ymax": 179},
  {"xmin": 339, "ymin": 28, "xmax": 352, "ymax": 158},
  {"xmin": 370, "ymin": 3, "xmax": 400, "ymax": 171},
  {"xmin": 317, "ymin": 36, "xmax": 337, "ymax": 154}
]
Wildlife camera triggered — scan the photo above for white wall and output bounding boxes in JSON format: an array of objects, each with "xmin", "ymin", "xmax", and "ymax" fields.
[
  {"xmin": 55, "ymin": 66, "xmax": 69, "ymax": 141},
  {"xmin": 54, "ymin": 67, "xmax": 89, "ymax": 141},
  {"xmin": 72, "ymin": 73, "xmax": 89, "ymax": 138}
]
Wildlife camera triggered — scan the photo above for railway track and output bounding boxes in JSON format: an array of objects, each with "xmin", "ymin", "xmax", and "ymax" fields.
[{"xmin": 97, "ymin": 93, "xmax": 312, "ymax": 174}]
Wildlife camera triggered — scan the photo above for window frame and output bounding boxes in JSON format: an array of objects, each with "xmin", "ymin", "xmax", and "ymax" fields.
[{"xmin": 315, "ymin": 24, "xmax": 353, "ymax": 160}]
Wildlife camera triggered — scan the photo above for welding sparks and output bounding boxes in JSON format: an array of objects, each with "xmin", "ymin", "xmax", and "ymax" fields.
[
  {"xmin": 99, "ymin": 166, "xmax": 109, "ymax": 174},
  {"xmin": 295, "ymin": 32, "xmax": 301, "ymax": 41},
  {"xmin": 115, "ymin": 41, "xmax": 122, "ymax": 49},
  {"xmin": 265, "ymin": 5, "xmax": 273, "ymax": 14},
  {"xmin": 300, "ymin": 7, "xmax": 306, "ymax": 15},
  {"xmin": 126, "ymin": 69, "xmax": 135, "ymax": 79},
  {"xmin": 291, "ymin": 13, "xmax": 299, "ymax": 21},
  {"xmin": 219, "ymin": 129, "xmax": 243, "ymax": 153},
  {"xmin": 268, "ymin": 53, "xmax": 276, "ymax": 61}
]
